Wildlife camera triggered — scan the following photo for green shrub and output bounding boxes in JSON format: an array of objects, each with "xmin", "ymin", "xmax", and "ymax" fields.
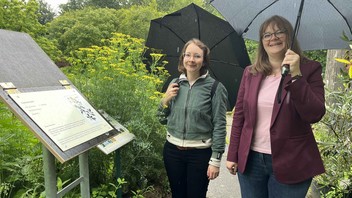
[
  {"xmin": 0, "ymin": 103, "xmax": 43, "ymax": 197},
  {"xmin": 62, "ymin": 32, "xmax": 170, "ymax": 196},
  {"xmin": 314, "ymin": 75, "xmax": 352, "ymax": 197}
]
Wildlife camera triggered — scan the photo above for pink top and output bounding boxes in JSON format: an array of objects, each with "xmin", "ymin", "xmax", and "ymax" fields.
[{"xmin": 251, "ymin": 75, "xmax": 281, "ymax": 154}]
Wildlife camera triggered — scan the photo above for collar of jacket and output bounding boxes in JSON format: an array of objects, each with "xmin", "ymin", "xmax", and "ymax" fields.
[{"xmin": 178, "ymin": 71, "xmax": 209, "ymax": 82}]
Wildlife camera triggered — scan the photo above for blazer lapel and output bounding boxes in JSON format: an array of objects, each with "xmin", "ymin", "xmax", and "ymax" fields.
[{"xmin": 271, "ymin": 75, "xmax": 291, "ymax": 126}]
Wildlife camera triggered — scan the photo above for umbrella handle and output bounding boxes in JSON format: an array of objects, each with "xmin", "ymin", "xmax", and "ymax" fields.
[
  {"xmin": 277, "ymin": 64, "xmax": 290, "ymax": 103},
  {"xmin": 281, "ymin": 64, "xmax": 290, "ymax": 76}
]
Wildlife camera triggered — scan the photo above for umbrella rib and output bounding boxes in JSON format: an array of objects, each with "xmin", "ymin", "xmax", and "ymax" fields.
[
  {"xmin": 209, "ymin": 30, "xmax": 237, "ymax": 51},
  {"xmin": 153, "ymin": 20, "xmax": 186, "ymax": 44},
  {"xmin": 243, "ymin": 0, "xmax": 279, "ymax": 35},
  {"xmin": 327, "ymin": 0, "xmax": 352, "ymax": 35},
  {"xmin": 210, "ymin": 59, "xmax": 240, "ymax": 67},
  {"xmin": 193, "ymin": 4, "xmax": 201, "ymax": 39}
]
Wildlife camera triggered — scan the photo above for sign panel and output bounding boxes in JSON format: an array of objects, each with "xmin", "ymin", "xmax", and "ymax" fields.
[
  {"xmin": 9, "ymin": 89, "xmax": 113, "ymax": 151},
  {"xmin": 97, "ymin": 111, "xmax": 135, "ymax": 154}
]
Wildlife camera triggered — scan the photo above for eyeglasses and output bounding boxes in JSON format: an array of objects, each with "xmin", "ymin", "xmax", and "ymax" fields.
[
  {"xmin": 262, "ymin": 30, "xmax": 287, "ymax": 41},
  {"xmin": 183, "ymin": 53, "xmax": 203, "ymax": 60}
]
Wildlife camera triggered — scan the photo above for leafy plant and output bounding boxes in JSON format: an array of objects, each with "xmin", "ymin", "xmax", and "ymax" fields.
[
  {"xmin": 2, "ymin": 155, "xmax": 45, "ymax": 198},
  {"xmin": 131, "ymin": 185, "xmax": 154, "ymax": 198},
  {"xmin": 92, "ymin": 178, "xmax": 127, "ymax": 198},
  {"xmin": 313, "ymin": 74, "xmax": 352, "ymax": 197},
  {"xmin": 0, "ymin": 103, "xmax": 43, "ymax": 197},
  {"xmin": 62, "ymin": 32, "xmax": 170, "ymax": 196}
]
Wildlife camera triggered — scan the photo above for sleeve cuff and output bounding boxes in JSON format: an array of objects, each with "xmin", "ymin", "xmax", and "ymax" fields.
[{"xmin": 209, "ymin": 158, "xmax": 221, "ymax": 167}]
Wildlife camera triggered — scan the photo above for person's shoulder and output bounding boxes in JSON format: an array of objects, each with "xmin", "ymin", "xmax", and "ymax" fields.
[
  {"xmin": 243, "ymin": 64, "xmax": 257, "ymax": 77},
  {"xmin": 301, "ymin": 58, "xmax": 323, "ymax": 75},
  {"xmin": 302, "ymin": 57, "xmax": 321, "ymax": 67},
  {"xmin": 205, "ymin": 76, "xmax": 225, "ymax": 90},
  {"xmin": 205, "ymin": 75, "xmax": 216, "ymax": 83}
]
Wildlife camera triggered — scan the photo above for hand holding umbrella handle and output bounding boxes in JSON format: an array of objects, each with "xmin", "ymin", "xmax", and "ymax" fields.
[
  {"xmin": 277, "ymin": 64, "xmax": 290, "ymax": 103},
  {"xmin": 281, "ymin": 64, "xmax": 290, "ymax": 77},
  {"xmin": 162, "ymin": 82, "xmax": 180, "ymax": 106}
]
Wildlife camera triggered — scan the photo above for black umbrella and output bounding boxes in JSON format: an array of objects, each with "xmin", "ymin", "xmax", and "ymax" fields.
[{"xmin": 145, "ymin": 3, "xmax": 251, "ymax": 110}]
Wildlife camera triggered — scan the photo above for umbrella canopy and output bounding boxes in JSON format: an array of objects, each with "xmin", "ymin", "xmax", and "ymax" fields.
[
  {"xmin": 210, "ymin": 0, "xmax": 352, "ymax": 51},
  {"xmin": 145, "ymin": 3, "xmax": 251, "ymax": 110}
]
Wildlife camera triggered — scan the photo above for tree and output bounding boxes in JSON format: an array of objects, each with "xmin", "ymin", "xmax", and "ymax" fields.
[
  {"xmin": 48, "ymin": 7, "xmax": 121, "ymax": 55},
  {"xmin": 48, "ymin": 2, "xmax": 166, "ymax": 56},
  {"xmin": 59, "ymin": 0, "xmax": 148, "ymax": 13},
  {"xmin": 0, "ymin": 0, "xmax": 62, "ymax": 62},
  {"xmin": 84, "ymin": 0, "xmax": 122, "ymax": 9},
  {"xmin": 37, "ymin": 0, "xmax": 55, "ymax": 25},
  {"xmin": 0, "ymin": 0, "xmax": 44, "ymax": 35},
  {"xmin": 115, "ymin": 2, "xmax": 164, "ymax": 40},
  {"xmin": 59, "ymin": 0, "xmax": 85, "ymax": 13}
]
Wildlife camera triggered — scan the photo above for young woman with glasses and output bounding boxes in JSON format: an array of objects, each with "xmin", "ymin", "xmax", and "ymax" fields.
[
  {"xmin": 226, "ymin": 15, "xmax": 326, "ymax": 198},
  {"xmin": 157, "ymin": 38, "xmax": 228, "ymax": 198}
]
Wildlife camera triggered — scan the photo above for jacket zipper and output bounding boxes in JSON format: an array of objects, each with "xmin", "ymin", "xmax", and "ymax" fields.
[{"xmin": 183, "ymin": 87, "xmax": 191, "ymax": 140}]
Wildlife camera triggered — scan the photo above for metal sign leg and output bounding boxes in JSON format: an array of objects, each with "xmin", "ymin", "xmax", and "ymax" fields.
[
  {"xmin": 42, "ymin": 145, "xmax": 58, "ymax": 198},
  {"xmin": 79, "ymin": 152, "xmax": 90, "ymax": 198}
]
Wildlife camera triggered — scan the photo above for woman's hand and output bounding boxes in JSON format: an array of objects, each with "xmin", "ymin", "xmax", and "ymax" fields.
[
  {"xmin": 226, "ymin": 161, "xmax": 238, "ymax": 175},
  {"xmin": 207, "ymin": 165, "xmax": 220, "ymax": 180},
  {"xmin": 282, "ymin": 49, "xmax": 301, "ymax": 77},
  {"xmin": 162, "ymin": 83, "xmax": 179, "ymax": 106}
]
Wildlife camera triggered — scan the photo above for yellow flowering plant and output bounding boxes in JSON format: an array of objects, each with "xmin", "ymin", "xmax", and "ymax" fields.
[{"xmin": 62, "ymin": 33, "xmax": 171, "ymax": 195}]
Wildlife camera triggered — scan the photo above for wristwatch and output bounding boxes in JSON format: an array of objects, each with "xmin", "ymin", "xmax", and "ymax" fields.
[{"xmin": 216, "ymin": 152, "xmax": 222, "ymax": 160}]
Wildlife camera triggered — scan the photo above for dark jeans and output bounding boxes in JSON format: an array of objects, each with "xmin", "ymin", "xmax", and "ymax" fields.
[
  {"xmin": 238, "ymin": 150, "xmax": 312, "ymax": 198},
  {"xmin": 163, "ymin": 141, "xmax": 211, "ymax": 198}
]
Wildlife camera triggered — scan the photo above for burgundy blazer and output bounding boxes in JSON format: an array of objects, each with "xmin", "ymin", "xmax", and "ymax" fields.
[{"xmin": 227, "ymin": 59, "xmax": 326, "ymax": 184}]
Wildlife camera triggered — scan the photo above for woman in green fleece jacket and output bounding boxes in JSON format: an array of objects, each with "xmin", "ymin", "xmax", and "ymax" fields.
[{"xmin": 158, "ymin": 38, "xmax": 228, "ymax": 198}]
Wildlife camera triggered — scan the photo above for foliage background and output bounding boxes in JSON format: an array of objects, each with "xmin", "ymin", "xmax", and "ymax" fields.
[
  {"xmin": 0, "ymin": 0, "xmax": 348, "ymax": 197},
  {"xmin": 313, "ymin": 74, "xmax": 352, "ymax": 197},
  {"xmin": 63, "ymin": 33, "xmax": 170, "ymax": 195}
]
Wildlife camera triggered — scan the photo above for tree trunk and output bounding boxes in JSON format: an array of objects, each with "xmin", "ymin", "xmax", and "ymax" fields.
[{"xmin": 325, "ymin": 49, "xmax": 347, "ymax": 91}]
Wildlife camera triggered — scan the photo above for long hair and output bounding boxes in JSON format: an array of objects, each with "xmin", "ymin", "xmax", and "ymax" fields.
[
  {"xmin": 251, "ymin": 15, "xmax": 304, "ymax": 75},
  {"xmin": 178, "ymin": 38, "xmax": 210, "ymax": 75}
]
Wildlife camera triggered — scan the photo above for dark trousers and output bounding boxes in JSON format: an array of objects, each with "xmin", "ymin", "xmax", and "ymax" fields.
[
  {"xmin": 163, "ymin": 141, "xmax": 211, "ymax": 198},
  {"xmin": 238, "ymin": 150, "xmax": 312, "ymax": 198}
]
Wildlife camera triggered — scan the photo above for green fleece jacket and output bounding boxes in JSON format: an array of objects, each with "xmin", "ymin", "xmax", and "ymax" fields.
[{"xmin": 158, "ymin": 74, "xmax": 228, "ymax": 159}]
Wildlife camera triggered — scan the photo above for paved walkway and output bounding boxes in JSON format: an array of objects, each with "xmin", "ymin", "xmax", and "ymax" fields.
[
  {"xmin": 207, "ymin": 146, "xmax": 241, "ymax": 198},
  {"xmin": 207, "ymin": 112, "xmax": 241, "ymax": 198}
]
